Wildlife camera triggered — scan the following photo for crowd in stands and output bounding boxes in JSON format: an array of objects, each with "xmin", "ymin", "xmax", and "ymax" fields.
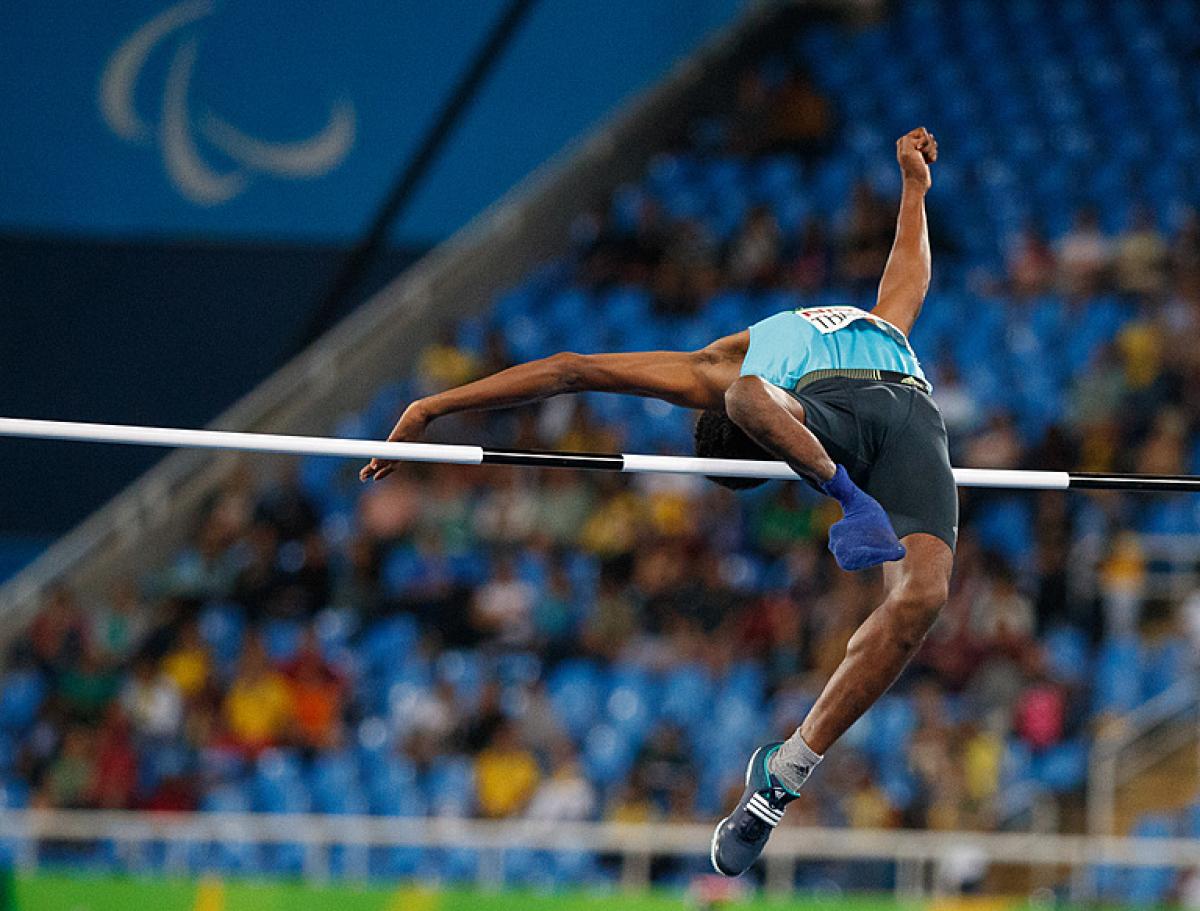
[{"xmin": 6, "ymin": 0, "xmax": 1200, "ymax": 893}]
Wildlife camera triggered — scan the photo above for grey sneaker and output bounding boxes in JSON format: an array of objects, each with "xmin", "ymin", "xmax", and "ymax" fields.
[{"xmin": 710, "ymin": 743, "xmax": 795, "ymax": 876}]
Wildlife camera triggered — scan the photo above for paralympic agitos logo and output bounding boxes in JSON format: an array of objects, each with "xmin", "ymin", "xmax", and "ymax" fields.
[{"xmin": 99, "ymin": 0, "xmax": 356, "ymax": 206}]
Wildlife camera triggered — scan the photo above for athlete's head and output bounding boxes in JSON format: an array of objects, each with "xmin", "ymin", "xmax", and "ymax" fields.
[{"xmin": 693, "ymin": 410, "xmax": 771, "ymax": 490}]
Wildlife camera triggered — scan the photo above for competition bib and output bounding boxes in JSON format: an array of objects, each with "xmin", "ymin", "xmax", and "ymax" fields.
[
  {"xmin": 796, "ymin": 305, "xmax": 913, "ymax": 346},
  {"xmin": 796, "ymin": 305, "xmax": 880, "ymax": 334}
]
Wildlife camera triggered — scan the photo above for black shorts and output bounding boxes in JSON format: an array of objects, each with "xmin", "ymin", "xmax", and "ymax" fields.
[{"xmin": 789, "ymin": 377, "xmax": 958, "ymax": 552}]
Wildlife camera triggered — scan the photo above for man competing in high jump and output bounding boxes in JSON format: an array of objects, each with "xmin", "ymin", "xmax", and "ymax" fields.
[{"xmin": 363, "ymin": 128, "xmax": 953, "ymax": 876}]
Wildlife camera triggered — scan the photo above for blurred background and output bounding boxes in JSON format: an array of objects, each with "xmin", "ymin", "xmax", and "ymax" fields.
[{"xmin": 3, "ymin": 0, "xmax": 1200, "ymax": 908}]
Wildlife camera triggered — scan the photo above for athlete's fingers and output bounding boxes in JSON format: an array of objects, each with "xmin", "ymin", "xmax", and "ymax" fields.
[{"xmin": 360, "ymin": 459, "xmax": 386, "ymax": 482}]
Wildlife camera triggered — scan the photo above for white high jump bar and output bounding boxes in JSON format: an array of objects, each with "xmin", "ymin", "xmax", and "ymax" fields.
[{"xmin": 0, "ymin": 416, "xmax": 1197, "ymax": 492}]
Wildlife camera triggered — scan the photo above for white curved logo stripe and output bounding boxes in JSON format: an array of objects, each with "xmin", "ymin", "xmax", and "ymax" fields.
[
  {"xmin": 98, "ymin": 0, "xmax": 355, "ymax": 207},
  {"xmin": 99, "ymin": 0, "xmax": 213, "ymax": 142},
  {"xmin": 201, "ymin": 100, "xmax": 356, "ymax": 178},
  {"xmin": 160, "ymin": 38, "xmax": 246, "ymax": 206}
]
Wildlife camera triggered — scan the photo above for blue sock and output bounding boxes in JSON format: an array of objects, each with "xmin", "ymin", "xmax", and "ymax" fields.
[{"xmin": 819, "ymin": 465, "xmax": 906, "ymax": 571}]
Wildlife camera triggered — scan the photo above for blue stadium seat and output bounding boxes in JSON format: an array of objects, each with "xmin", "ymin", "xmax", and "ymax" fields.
[
  {"xmin": 548, "ymin": 660, "xmax": 605, "ymax": 740},
  {"xmin": 0, "ymin": 670, "xmax": 45, "ymax": 732},
  {"xmin": 1043, "ymin": 626, "xmax": 1091, "ymax": 685},
  {"xmin": 1093, "ymin": 637, "xmax": 1144, "ymax": 715},
  {"xmin": 863, "ymin": 696, "xmax": 918, "ymax": 759},
  {"xmin": 360, "ymin": 615, "xmax": 420, "ymax": 675},
  {"xmin": 425, "ymin": 757, "xmax": 474, "ymax": 818},
  {"xmin": 660, "ymin": 664, "xmax": 713, "ymax": 728},
  {"xmin": 261, "ymin": 618, "xmax": 304, "ymax": 663},
  {"xmin": 1032, "ymin": 740, "xmax": 1088, "ymax": 793},
  {"xmin": 1141, "ymin": 638, "xmax": 1188, "ymax": 701},
  {"xmin": 582, "ymin": 724, "xmax": 635, "ymax": 787},
  {"xmin": 197, "ymin": 601, "xmax": 246, "ymax": 670}
]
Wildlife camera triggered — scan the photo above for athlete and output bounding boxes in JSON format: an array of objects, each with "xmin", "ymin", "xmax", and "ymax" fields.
[{"xmin": 362, "ymin": 127, "xmax": 954, "ymax": 876}]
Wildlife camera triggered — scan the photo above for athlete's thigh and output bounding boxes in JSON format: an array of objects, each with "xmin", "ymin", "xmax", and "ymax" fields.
[
  {"xmin": 788, "ymin": 383, "xmax": 864, "ymax": 474},
  {"xmin": 864, "ymin": 393, "xmax": 958, "ymax": 550}
]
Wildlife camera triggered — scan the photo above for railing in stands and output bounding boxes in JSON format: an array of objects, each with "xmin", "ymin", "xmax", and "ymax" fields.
[{"xmin": 0, "ymin": 810, "xmax": 1195, "ymax": 900}]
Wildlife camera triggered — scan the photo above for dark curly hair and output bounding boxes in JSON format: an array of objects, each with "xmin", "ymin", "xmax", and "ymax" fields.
[{"xmin": 693, "ymin": 410, "xmax": 772, "ymax": 490}]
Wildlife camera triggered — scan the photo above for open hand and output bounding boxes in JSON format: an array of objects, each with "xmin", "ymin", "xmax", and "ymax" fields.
[
  {"xmin": 896, "ymin": 127, "xmax": 937, "ymax": 191},
  {"xmin": 359, "ymin": 402, "xmax": 429, "ymax": 482}
]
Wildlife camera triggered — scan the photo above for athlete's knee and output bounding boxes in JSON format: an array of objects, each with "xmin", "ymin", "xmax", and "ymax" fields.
[{"xmin": 886, "ymin": 574, "xmax": 948, "ymax": 645}]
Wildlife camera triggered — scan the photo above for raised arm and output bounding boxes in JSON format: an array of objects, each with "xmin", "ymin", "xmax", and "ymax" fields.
[
  {"xmin": 872, "ymin": 127, "xmax": 937, "ymax": 336},
  {"xmin": 361, "ymin": 333, "xmax": 747, "ymax": 481}
]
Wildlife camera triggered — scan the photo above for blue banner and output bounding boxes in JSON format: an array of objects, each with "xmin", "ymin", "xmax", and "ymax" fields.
[{"xmin": 0, "ymin": 0, "xmax": 740, "ymax": 243}]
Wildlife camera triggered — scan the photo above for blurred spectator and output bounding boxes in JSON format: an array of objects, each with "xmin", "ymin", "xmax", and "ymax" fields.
[
  {"xmin": 472, "ymin": 556, "xmax": 536, "ymax": 647},
  {"xmin": 767, "ymin": 69, "xmax": 833, "ymax": 159},
  {"xmin": 962, "ymin": 413, "xmax": 1023, "ymax": 470},
  {"xmin": 419, "ymin": 465, "xmax": 476, "ymax": 554},
  {"xmin": 970, "ymin": 560, "xmax": 1035, "ymax": 648},
  {"xmin": 844, "ymin": 761, "xmax": 895, "ymax": 829},
  {"xmin": 787, "ymin": 218, "xmax": 832, "ymax": 293},
  {"xmin": 525, "ymin": 740, "xmax": 596, "ymax": 822},
  {"xmin": 358, "ymin": 471, "xmax": 423, "ymax": 541},
  {"xmin": 636, "ymin": 725, "xmax": 692, "ymax": 809},
  {"xmin": 57, "ymin": 644, "xmax": 119, "ymax": 723},
  {"xmin": 840, "ymin": 183, "xmax": 894, "ymax": 291},
  {"xmin": 1173, "ymin": 210, "xmax": 1200, "ymax": 285},
  {"xmin": 1117, "ymin": 319, "xmax": 1164, "ymax": 393},
  {"xmin": 932, "ymin": 360, "xmax": 983, "ymax": 447},
  {"xmin": 474, "ymin": 722, "xmax": 541, "ymax": 818},
  {"xmin": 1115, "ymin": 206, "xmax": 1169, "ymax": 299},
  {"xmin": 726, "ymin": 68, "xmax": 771, "ymax": 154},
  {"xmin": 1056, "ymin": 207, "xmax": 1111, "ymax": 297},
  {"xmin": 728, "ymin": 206, "xmax": 782, "ymax": 287},
  {"xmin": 406, "ymin": 680, "xmax": 460, "ymax": 761},
  {"xmin": 753, "ymin": 485, "xmax": 817, "ymax": 555},
  {"xmin": 120, "ymin": 655, "xmax": 184, "ymax": 742},
  {"xmin": 283, "ymin": 630, "xmax": 344, "ymax": 750},
  {"xmin": 38, "ymin": 727, "xmax": 95, "ymax": 809},
  {"xmin": 418, "ymin": 325, "xmax": 481, "ymax": 391},
  {"xmin": 160, "ymin": 620, "xmax": 211, "ymax": 702},
  {"xmin": 90, "ymin": 707, "xmax": 137, "ymax": 809},
  {"xmin": 460, "ymin": 680, "xmax": 505, "ymax": 753},
  {"xmin": 164, "ymin": 515, "xmax": 239, "ymax": 601},
  {"xmin": 961, "ymin": 722, "xmax": 1003, "ymax": 806},
  {"xmin": 1013, "ymin": 677, "xmax": 1065, "ymax": 751},
  {"xmin": 533, "ymin": 562, "xmax": 578, "ymax": 659},
  {"xmin": 1008, "ymin": 226, "xmax": 1057, "ymax": 298},
  {"xmin": 536, "ymin": 471, "xmax": 594, "ymax": 547},
  {"xmin": 581, "ymin": 571, "xmax": 639, "ymax": 659},
  {"xmin": 1136, "ymin": 409, "xmax": 1187, "ymax": 476},
  {"xmin": 90, "ymin": 580, "xmax": 146, "ymax": 663},
  {"xmin": 331, "ymin": 534, "xmax": 385, "ymax": 619},
  {"xmin": 255, "ymin": 465, "xmax": 320, "ymax": 541},
  {"xmin": 1099, "ymin": 532, "xmax": 1146, "ymax": 637},
  {"xmin": 606, "ymin": 775, "xmax": 659, "ymax": 824},
  {"xmin": 222, "ymin": 635, "xmax": 294, "ymax": 754},
  {"xmin": 474, "ymin": 473, "xmax": 540, "ymax": 544},
  {"xmin": 29, "ymin": 587, "xmax": 87, "ymax": 677}
]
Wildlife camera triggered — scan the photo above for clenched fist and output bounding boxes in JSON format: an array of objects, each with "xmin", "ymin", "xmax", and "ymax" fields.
[{"xmin": 896, "ymin": 127, "xmax": 937, "ymax": 191}]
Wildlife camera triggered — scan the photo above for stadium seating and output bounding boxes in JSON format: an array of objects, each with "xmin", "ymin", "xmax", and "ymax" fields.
[{"xmin": 8, "ymin": 0, "xmax": 1200, "ymax": 898}]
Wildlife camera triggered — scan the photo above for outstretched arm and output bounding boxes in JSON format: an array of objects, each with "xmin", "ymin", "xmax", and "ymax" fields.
[
  {"xmin": 872, "ymin": 127, "xmax": 937, "ymax": 336},
  {"xmin": 361, "ymin": 333, "xmax": 747, "ymax": 481}
]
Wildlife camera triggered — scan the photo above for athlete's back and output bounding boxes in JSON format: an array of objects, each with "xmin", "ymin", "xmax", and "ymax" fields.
[{"xmin": 740, "ymin": 306, "xmax": 926, "ymax": 391}]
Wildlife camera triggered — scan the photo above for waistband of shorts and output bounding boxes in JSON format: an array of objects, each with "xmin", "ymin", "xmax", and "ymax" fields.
[{"xmin": 791, "ymin": 368, "xmax": 931, "ymax": 395}]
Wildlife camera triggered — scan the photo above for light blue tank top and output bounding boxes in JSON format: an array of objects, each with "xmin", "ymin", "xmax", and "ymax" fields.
[{"xmin": 739, "ymin": 306, "xmax": 927, "ymax": 390}]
